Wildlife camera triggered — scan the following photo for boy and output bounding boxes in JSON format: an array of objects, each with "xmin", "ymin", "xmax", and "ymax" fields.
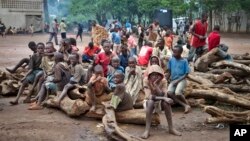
[
  {"xmin": 208, "ymin": 25, "xmax": 232, "ymax": 60},
  {"xmin": 29, "ymin": 52, "xmax": 71, "ymax": 110},
  {"xmin": 107, "ymin": 57, "xmax": 124, "ymax": 90},
  {"xmin": 111, "ymin": 28, "xmax": 121, "ymax": 55},
  {"xmin": 51, "ymin": 53, "xmax": 87, "ymax": 106},
  {"xmin": 167, "ymin": 45, "xmax": 191, "ymax": 114},
  {"xmin": 119, "ymin": 45, "xmax": 131, "ymax": 69},
  {"xmin": 141, "ymin": 65, "xmax": 181, "ymax": 139},
  {"xmin": 10, "ymin": 43, "xmax": 45, "ymax": 105},
  {"xmin": 109, "ymin": 71, "xmax": 133, "ymax": 112},
  {"xmin": 124, "ymin": 57, "xmax": 143, "ymax": 104},
  {"xmin": 138, "ymin": 41, "xmax": 153, "ymax": 67},
  {"xmin": 86, "ymin": 65, "xmax": 111, "ymax": 112},
  {"xmin": 127, "ymin": 33, "xmax": 137, "ymax": 56},
  {"xmin": 6, "ymin": 41, "xmax": 37, "ymax": 73},
  {"xmin": 82, "ymin": 42, "xmax": 101, "ymax": 63},
  {"xmin": 95, "ymin": 40, "xmax": 114, "ymax": 77}
]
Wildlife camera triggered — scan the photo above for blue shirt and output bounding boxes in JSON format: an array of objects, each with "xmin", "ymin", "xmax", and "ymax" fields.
[
  {"xmin": 168, "ymin": 57, "xmax": 190, "ymax": 81},
  {"xmin": 119, "ymin": 53, "xmax": 131, "ymax": 69},
  {"xmin": 112, "ymin": 32, "xmax": 121, "ymax": 44},
  {"xmin": 125, "ymin": 22, "xmax": 131, "ymax": 29}
]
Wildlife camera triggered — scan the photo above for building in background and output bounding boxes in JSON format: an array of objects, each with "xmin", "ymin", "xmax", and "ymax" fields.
[{"xmin": 0, "ymin": 0, "xmax": 43, "ymax": 32}]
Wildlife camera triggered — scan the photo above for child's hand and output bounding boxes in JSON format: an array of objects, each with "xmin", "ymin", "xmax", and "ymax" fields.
[
  {"xmin": 172, "ymin": 80, "xmax": 179, "ymax": 86},
  {"xmin": 163, "ymin": 97, "xmax": 174, "ymax": 105},
  {"xmin": 129, "ymin": 68, "xmax": 136, "ymax": 75}
]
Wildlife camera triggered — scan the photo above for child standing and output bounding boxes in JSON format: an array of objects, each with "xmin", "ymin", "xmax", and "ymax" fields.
[
  {"xmin": 167, "ymin": 45, "xmax": 191, "ymax": 114},
  {"xmin": 124, "ymin": 57, "xmax": 143, "ymax": 104},
  {"xmin": 10, "ymin": 43, "xmax": 45, "ymax": 105},
  {"xmin": 111, "ymin": 28, "xmax": 121, "ymax": 55},
  {"xmin": 119, "ymin": 45, "xmax": 131, "ymax": 69},
  {"xmin": 141, "ymin": 65, "xmax": 181, "ymax": 139},
  {"xmin": 127, "ymin": 33, "xmax": 137, "ymax": 56}
]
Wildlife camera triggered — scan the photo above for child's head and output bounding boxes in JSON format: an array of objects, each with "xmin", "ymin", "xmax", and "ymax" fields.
[
  {"xmin": 201, "ymin": 12, "xmax": 208, "ymax": 22},
  {"xmin": 173, "ymin": 45, "xmax": 183, "ymax": 59},
  {"xmin": 150, "ymin": 56, "xmax": 160, "ymax": 66},
  {"xmin": 69, "ymin": 53, "xmax": 80, "ymax": 66},
  {"xmin": 94, "ymin": 64, "xmax": 104, "ymax": 77},
  {"xmin": 148, "ymin": 65, "xmax": 164, "ymax": 83},
  {"xmin": 120, "ymin": 45, "xmax": 128, "ymax": 54},
  {"xmin": 54, "ymin": 52, "xmax": 64, "ymax": 63},
  {"xmin": 88, "ymin": 42, "xmax": 94, "ymax": 48},
  {"xmin": 213, "ymin": 25, "xmax": 220, "ymax": 32},
  {"xmin": 165, "ymin": 30, "xmax": 171, "ymax": 37},
  {"xmin": 156, "ymin": 38, "xmax": 165, "ymax": 49},
  {"xmin": 126, "ymin": 33, "xmax": 130, "ymax": 39},
  {"xmin": 111, "ymin": 56, "xmax": 120, "ymax": 69},
  {"xmin": 103, "ymin": 40, "xmax": 111, "ymax": 54},
  {"xmin": 69, "ymin": 38, "xmax": 77, "ymax": 46},
  {"xmin": 177, "ymin": 37, "xmax": 183, "ymax": 45},
  {"xmin": 45, "ymin": 42, "xmax": 56, "ymax": 53},
  {"xmin": 92, "ymin": 20, "xmax": 97, "ymax": 27},
  {"xmin": 114, "ymin": 70, "xmax": 125, "ymax": 84},
  {"xmin": 36, "ymin": 42, "xmax": 45, "ymax": 54},
  {"xmin": 128, "ymin": 56, "xmax": 136, "ymax": 68},
  {"xmin": 28, "ymin": 41, "xmax": 37, "ymax": 53},
  {"xmin": 145, "ymin": 41, "xmax": 153, "ymax": 47}
]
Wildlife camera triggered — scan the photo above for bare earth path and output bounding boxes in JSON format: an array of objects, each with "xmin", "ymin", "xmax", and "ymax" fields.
[{"xmin": 0, "ymin": 33, "xmax": 249, "ymax": 141}]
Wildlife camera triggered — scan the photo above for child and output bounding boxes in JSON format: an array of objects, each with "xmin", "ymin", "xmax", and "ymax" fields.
[
  {"xmin": 164, "ymin": 30, "xmax": 173, "ymax": 50},
  {"xmin": 141, "ymin": 65, "xmax": 181, "ymax": 139},
  {"xmin": 82, "ymin": 42, "xmax": 101, "ymax": 63},
  {"xmin": 86, "ymin": 65, "xmax": 111, "ymax": 112},
  {"xmin": 119, "ymin": 45, "xmax": 131, "ymax": 70},
  {"xmin": 167, "ymin": 45, "xmax": 191, "ymax": 114},
  {"xmin": 109, "ymin": 71, "xmax": 133, "ymax": 112},
  {"xmin": 138, "ymin": 27, "xmax": 144, "ymax": 50},
  {"xmin": 138, "ymin": 41, "xmax": 153, "ymax": 67},
  {"xmin": 9, "ymin": 43, "xmax": 45, "ymax": 105},
  {"xmin": 51, "ymin": 53, "xmax": 87, "ymax": 105},
  {"xmin": 144, "ymin": 55, "xmax": 164, "ymax": 78},
  {"xmin": 127, "ymin": 33, "xmax": 137, "ymax": 56},
  {"xmin": 29, "ymin": 52, "xmax": 71, "ymax": 110},
  {"xmin": 153, "ymin": 38, "xmax": 170, "ymax": 64},
  {"xmin": 107, "ymin": 57, "xmax": 124, "ymax": 90},
  {"xmin": 94, "ymin": 40, "xmax": 114, "ymax": 77},
  {"xmin": 111, "ymin": 28, "xmax": 121, "ymax": 55},
  {"xmin": 124, "ymin": 57, "xmax": 143, "ymax": 104}
]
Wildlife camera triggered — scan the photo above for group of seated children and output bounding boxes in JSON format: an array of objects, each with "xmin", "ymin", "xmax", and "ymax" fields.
[{"xmin": 9, "ymin": 32, "xmax": 191, "ymax": 139}]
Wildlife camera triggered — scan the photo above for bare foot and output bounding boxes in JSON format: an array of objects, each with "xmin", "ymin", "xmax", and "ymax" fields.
[
  {"xmin": 90, "ymin": 106, "xmax": 96, "ymax": 112},
  {"xmin": 9, "ymin": 101, "xmax": 18, "ymax": 105},
  {"xmin": 184, "ymin": 105, "xmax": 191, "ymax": 114},
  {"xmin": 141, "ymin": 131, "xmax": 150, "ymax": 139},
  {"xmin": 28, "ymin": 104, "xmax": 43, "ymax": 110},
  {"xmin": 169, "ymin": 129, "xmax": 182, "ymax": 136},
  {"xmin": 29, "ymin": 101, "xmax": 37, "ymax": 106}
]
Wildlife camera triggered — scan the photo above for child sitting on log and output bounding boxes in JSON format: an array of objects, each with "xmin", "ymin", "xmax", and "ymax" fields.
[
  {"xmin": 29, "ymin": 52, "xmax": 71, "ymax": 110},
  {"xmin": 141, "ymin": 64, "xmax": 181, "ymax": 139},
  {"xmin": 82, "ymin": 42, "xmax": 101, "ymax": 63},
  {"xmin": 10, "ymin": 43, "xmax": 45, "ymax": 105},
  {"xmin": 109, "ymin": 71, "xmax": 133, "ymax": 112},
  {"xmin": 167, "ymin": 45, "xmax": 191, "ymax": 114},
  {"xmin": 86, "ymin": 65, "xmax": 111, "ymax": 112},
  {"xmin": 51, "ymin": 53, "xmax": 87, "ymax": 106},
  {"xmin": 6, "ymin": 41, "xmax": 37, "ymax": 73},
  {"xmin": 124, "ymin": 56, "xmax": 143, "ymax": 105},
  {"xmin": 119, "ymin": 45, "xmax": 131, "ymax": 70},
  {"xmin": 107, "ymin": 56, "xmax": 124, "ymax": 90}
]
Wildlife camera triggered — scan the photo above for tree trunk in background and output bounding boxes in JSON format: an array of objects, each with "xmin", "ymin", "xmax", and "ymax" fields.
[
  {"xmin": 208, "ymin": 10, "xmax": 213, "ymax": 32},
  {"xmin": 43, "ymin": 0, "xmax": 49, "ymax": 24}
]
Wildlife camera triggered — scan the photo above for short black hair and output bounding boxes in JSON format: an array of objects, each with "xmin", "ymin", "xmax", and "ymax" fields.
[
  {"xmin": 201, "ymin": 12, "xmax": 207, "ymax": 18},
  {"xmin": 94, "ymin": 64, "xmax": 103, "ymax": 72},
  {"xmin": 69, "ymin": 38, "xmax": 76, "ymax": 46},
  {"xmin": 213, "ymin": 25, "xmax": 220, "ymax": 31},
  {"xmin": 114, "ymin": 70, "xmax": 125, "ymax": 81},
  {"xmin": 174, "ymin": 45, "xmax": 183, "ymax": 53},
  {"xmin": 28, "ymin": 41, "xmax": 36, "ymax": 48},
  {"xmin": 88, "ymin": 42, "xmax": 94, "ymax": 47},
  {"xmin": 36, "ymin": 42, "xmax": 45, "ymax": 48},
  {"xmin": 128, "ymin": 56, "xmax": 136, "ymax": 62}
]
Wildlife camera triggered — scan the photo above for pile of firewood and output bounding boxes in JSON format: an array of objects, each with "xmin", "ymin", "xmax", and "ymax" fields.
[{"xmin": 186, "ymin": 51, "xmax": 250, "ymax": 124}]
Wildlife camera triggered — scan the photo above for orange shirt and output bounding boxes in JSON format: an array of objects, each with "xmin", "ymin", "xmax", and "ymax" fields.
[
  {"xmin": 83, "ymin": 46, "xmax": 100, "ymax": 57},
  {"xmin": 164, "ymin": 36, "xmax": 173, "ymax": 49}
]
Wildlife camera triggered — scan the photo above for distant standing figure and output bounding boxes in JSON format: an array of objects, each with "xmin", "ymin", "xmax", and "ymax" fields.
[
  {"xmin": 48, "ymin": 19, "xmax": 59, "ymax": 45},
  {"xmin": 29, "ymin": 24, "xmax": 34, "ymax": 36},
  {"xmin": 59, "ymin": 20, "xmax": 67, "ymax": 39},
  {"xmin": 76, "ymin": 23, "xmax": 83, "ymax": 42}
]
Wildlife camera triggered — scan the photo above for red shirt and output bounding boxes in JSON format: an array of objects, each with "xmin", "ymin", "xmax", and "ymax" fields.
[
  {"xmin": 83, "ymin": 46, "xmax": 100, "ymax": 57},
  {"xmin": 138, "ymin": 46, "xmax": 153, "ymax": 66},
  {"xmin": 208, "ymin": 31, "xmax": 220, "ymax": 51},
  {"xmin": 95, "ymin": 52, "xmax": 114, "ymax": 77},
  {"xmin": 191, "ymin": 20, "xmax": 208, "ymax": 48}
]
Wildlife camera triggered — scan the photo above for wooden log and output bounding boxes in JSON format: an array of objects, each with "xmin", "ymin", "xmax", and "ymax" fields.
[
  {"xmin": 231, "ymin": 53, "xmax": 250, "ymax": 60},
  {"xmin": 191, "ymin": 72, "xmax": 233, "ymax": 84},
  {"xmin": 194, "ymin": 48, "xmax": 221, "ymax": 72},
  {"xmin": 0, "ymin": 71, "xmax": 7, "ymax": 83},
  {"xmin": 68, "ymin": 85, "xmax": 87, "ymax": 100},
  {"xmin": 187, "ymin": 98, "xmax": 206, "ymax": 107},
  {"xmin": 204, "ymin": 106, "xmax": 250, "ymax": 124},
  {"xmin": 102, "ymin": 103, "xmax": 145, "ymax": 141},
  {"xmin": 186, "ymin": 89, "xmax": 250, "ymax": 109},
  {"xmin": 234, "ymin": 60, "xmax": 250, "ymax": 65},
  {"xmin": 212, "ymin": 60, "xmax": 250, "ymax": 74},
  {"xmin": 211, "ymin": 84, "xmax": 250, "ymax": 92},
  {"xmin": 0, "ymin": 80, "xmax": 20, "ymax": 96},
  {"xmin": 208, "ymin": 69, "xmax": 246, "ymax": 77},
  {"xmin": 46, "ymin": 96, "xmax": 90, "ymax": 117},
  {"xmin": 187, "ymin": 74, "xmax": 214, "ymax": 86}
]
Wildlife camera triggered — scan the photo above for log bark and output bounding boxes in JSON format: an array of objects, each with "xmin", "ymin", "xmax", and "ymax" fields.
[
  {"xmin": 234, "ymin": 60, "xmax": 250, "ymax": 65},
  {"xmin": 187, "ymin": 98, "xmax": 206, "ymax": 107},
  {"xmin": 208, "ymin": 69, "xmax": 246, "ymax": 77},
  {"xmin": 0, "ymin": 80, "xmax": 20, "ymax": 96},
  {"xmin": 102, "ymin": 103, "xmax": 145, "ymax": 141},
  {"xmin": 68, "ymin": 85, "xmax": 87, "ymax": 100},
  {"xmin": 194, "ymin": 48, "xmax": 221, "ymax": 72},
  {"xmin": 187, "ymin": 74, "xmax": 214, "ymax": 86},
  {"xmin": 211, "ymin": 84, "xmax": 250, "ymax": 92},
  {"xmin": 212, "ymin": 60, "xmax": 250, "ymax": 74},
  {"xmin": 204, "ymin": 106, "xmax": 250, "ymax": 124},
  {"xmin": 191, "ymin": 72, "xmax": 233, "ymax": 84},
  {"xmin": 231, "ymin": 53, "xmax": 250, "ymax": 60},
  {"xmin": 0, "ymin": 71, "xmax": 7, "ymax": 83},
  {"xmin": 186, "ymin": 89, "xmax": 250, "ymax": 109}
]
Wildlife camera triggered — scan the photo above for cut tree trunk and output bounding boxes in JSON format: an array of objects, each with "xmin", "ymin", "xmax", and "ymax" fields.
[
  {"xmin": 231, "ymin": 53, "xmax": 250, "ymax": 60},
  {"xmin": 68, "ymin": 85, "xmax": 87, "ymax": 100},
  {"xmin": 0, "ymin": 80, "xmax": 20, "ymax": 96},
  {"xmin": 204, "ymin": 106, "xmax": 250, "ymax": 124},
  {"xmin": 234, "ymin": 60, "xmax": 250, "ymax": 65},
  {"xmin": 186, "ymin": 89, "xmax": 250, "ymax": 109},
  {"xmin": 192, "ymin": 72, "xmax": 233, "ymax": 84},
  {"xmin": 211, "ymin": 84, "xmax": 250, "ymax": 92},
  {"xmin": 212, "ymin": 60, "xmax": 250, "ymax": 74},
  {"xmin": 194, "ymin": 48, "xmax": 221, "ymax": 72},
  {"xmin": 102, "ymin": 103, "xmax": 145, "ymax": 141},
  {"xmin": 208, "ymin": 69, "xmax": 246, "ymax": 77},
  {"xmin": 187, "ymin": 74, "xmax": 214, "ymax": 86}
]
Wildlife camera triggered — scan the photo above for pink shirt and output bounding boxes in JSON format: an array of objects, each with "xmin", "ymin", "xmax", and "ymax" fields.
[
  {"xmin": 138, "ymin": 46, "xmax": 153, "ymax": 66},
  {"xmin": 127, "ymin": 36, "xmax": 137, "ymax": 49}
]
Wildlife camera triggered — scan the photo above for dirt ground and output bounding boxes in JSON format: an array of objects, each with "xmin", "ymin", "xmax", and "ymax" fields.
[{"xmin": 0, "ymin": 33, "xmax": 249, "ymax": 141}]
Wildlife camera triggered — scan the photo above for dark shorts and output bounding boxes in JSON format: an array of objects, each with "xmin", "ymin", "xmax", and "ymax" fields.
[{"xmin": 26, "ymin": 69, "xmax": 42, "ymax": 84}]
